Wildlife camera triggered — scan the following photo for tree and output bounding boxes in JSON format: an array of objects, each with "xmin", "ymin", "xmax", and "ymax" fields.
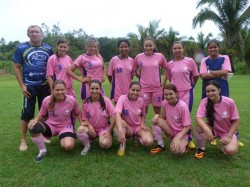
[
  {"xmin": 127, "ymin": 20, "xmax": 166, "ymax": 57},
  {"xmin": 193, "ymin": 0, "xmax": 250, "ymax": 61},
  {"xmin": 196, "ymin": 32, "xmax": 213, "ymax": 52}
]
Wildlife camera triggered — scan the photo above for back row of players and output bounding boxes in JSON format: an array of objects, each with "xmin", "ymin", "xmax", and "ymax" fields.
[{"xmin": 13, "ymin": 25, "xmax": 240, "ymax": 161}]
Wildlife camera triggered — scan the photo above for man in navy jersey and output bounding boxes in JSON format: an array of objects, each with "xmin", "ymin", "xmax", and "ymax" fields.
[{"xmin": 13, "ymin": 25, "xmax": 53, "ymax": 151}]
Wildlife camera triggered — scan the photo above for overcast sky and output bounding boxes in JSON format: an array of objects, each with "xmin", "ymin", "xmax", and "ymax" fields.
[{"xmin": 0, "ymin": 0, "xmax": 221, "ymax": 43}]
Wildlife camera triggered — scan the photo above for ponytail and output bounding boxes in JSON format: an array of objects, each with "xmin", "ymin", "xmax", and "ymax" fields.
[{"xmin": 206, "ymin": 98, "xmax": 215, "ymax": 127}]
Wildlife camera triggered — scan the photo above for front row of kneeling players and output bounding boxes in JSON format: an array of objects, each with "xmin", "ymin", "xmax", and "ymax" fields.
[{"xmin": 28, "ymin": 79, "xmax": 239, "ymax": 161}]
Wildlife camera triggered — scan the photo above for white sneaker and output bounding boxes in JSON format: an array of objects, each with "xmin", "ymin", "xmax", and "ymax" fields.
[
  {"xmin": 35, "ymin": 150, "xmax": 47, "ymax": 162},
  {"xmin": 81, "ymin": 146, "xmax": 90, "ymax": 156}
]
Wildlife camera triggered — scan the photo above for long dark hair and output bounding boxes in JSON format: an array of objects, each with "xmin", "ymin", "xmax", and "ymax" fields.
[
  {"xmin": 84, "ymin": 79, "xmax": 106, "ymax": 111},
  {"xmin": 205, "ymin": 80, "xmax": 220, "ymax": 127},
  {"xmin": 49, "ymin": 80, "xmax": 66, "ymax": 111}
]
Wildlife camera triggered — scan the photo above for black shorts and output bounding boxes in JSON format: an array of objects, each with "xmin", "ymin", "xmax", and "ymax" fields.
[{"xmin": 21, "ymin": 84, "xmax": 50, "ymax": 121}]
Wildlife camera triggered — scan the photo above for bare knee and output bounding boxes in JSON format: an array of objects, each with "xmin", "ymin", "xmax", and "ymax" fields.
[
  {"xmin": 100, "ymin": 139, "xmax": 112, "ymax": 149},
  {"xmin": 222, "ymin": 147, "xmax": 238, "ymax": 156},
  {"xmin": 142, "ymin": 136, "xmax": 154, "ymax": 147},
  {"xmin": 61, "ymin": 138, "xmax": 75, "ymax": 151}
]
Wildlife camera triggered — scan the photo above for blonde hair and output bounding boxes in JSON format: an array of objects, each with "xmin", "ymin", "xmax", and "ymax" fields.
[{"xmin": 85, "ymin": 37, "xmax": 100, "ymax": 56}]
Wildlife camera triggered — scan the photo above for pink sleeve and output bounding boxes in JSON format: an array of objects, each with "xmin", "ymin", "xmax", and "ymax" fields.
[
  {"xmin": 39, "ymin": 97, "xmax": 49, "ymax": 116},
  {"xmin": 199, "ymin": 57, "xmax": 208, "ymax": 74},
  {"xmin": 222, "ymin": 55, "xmax": 232, "ymax": 71},
  {"xmin": 115, "ymin": 96, "xmax": 124, "ymax": 113},
  {"xmin": 46, "ymin": 56, "xmax": 55, "ymax": 77},
  {"xmin": 105, "ymin": 98, "xmax": 115, "ymax": 117},
  {"xmin": 108, "ymin": 57, "xmax": 114, "ymax": 76},
  {"xmin": 134, "ymin": 55, "xmax": 140, "ymax": 71},
  {"xmin": 196, "ymin": 99, "xmax": 207, "ymax": 118},
  {"xmin": 72, "ymin": 99, "xmax": 80, "ymax": 116},
  {"xmin": 181, "ymin": 103, "xmax": 192, "ymax": 127},
  {"xmin": 141, "ymin": 98, "xmax": 146, "ymax": 116},
  {"xmin": 190, "ymin": 58, "xmax": 199, "ymax": 77},
  {"xmin": 131, "ymin": 58, "xmax": 136, "ymax": 77},
  {"xmin": 229, "ymin": 100, "xmax": 239, "ymax": 120},
  {"xmin": 74, "ymin": 55, "xmax": 84, "ymax": 67},
  {"xmin": 165, "ymin": 63, "xmax": 171, "ymax": 80},
  {"xmin": 160, "ymin": 54, "xmax": 168, "ymax": 69},
  {"xmin": 81, "ymin": 103, "xmax": 88, "ymax": 121}
]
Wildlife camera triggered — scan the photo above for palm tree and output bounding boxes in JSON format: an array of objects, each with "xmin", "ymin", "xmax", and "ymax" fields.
[
  {"xmin": 193, "ymin": 0, "xmax": 250, "ymax": 60},
  {"xmin": 127, "ymin": 20, "xmax": 165, "ymax": 57},
  {"xmin": 196, "ymin": 32, "xmax": 213, "ymax": 52}
]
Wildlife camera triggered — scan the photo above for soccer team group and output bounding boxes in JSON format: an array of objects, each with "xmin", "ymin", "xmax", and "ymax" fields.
[{"xmin": 13, "ymin": 25, "xmax": 242, "ymax": 162}]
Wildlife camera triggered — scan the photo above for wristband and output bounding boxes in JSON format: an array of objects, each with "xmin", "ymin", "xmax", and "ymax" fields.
[{"xmin": 207, "ymin": 70, "xmax": 211, "ymax": 74}]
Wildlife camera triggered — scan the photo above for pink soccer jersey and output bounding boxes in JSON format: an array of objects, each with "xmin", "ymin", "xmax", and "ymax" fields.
[
  {"xmin": 196, "ymin": 96, "xmax": 239, "ymax": 134},
  {"xmin": 166, "ymin": 57, "xmax": 199, "ymax": 91},
  {"xmin": 74, "ymin": 54, "xmax": 104, "ymax": 83},
  {"xmin": 115, "ymin": 95, "xmax": 146, "ymax": 127},
  {"xmin": 135, "ymin": 52, "xmax": 167, "ymax": 92},
  {"xmin": 81, "ymin": 96, "xmax": 115, "ymax": 132},
  {"xmin": 200, "ymin": 55, "xmax": 232, "ymax": 74},
  {"xmin": 39, "ymin": 95, "xmax": 80, "ymax": 129},
  {"xmin": 46, "ymin": 54, "xmax": 74, "ymax": 92},
  {"xmin": 108, "ymin": 56, "xmax": 135, "ymax": 101},
  {"xmin": 162, "ymin": 99, "xmax": 192, "ymax": 133}
]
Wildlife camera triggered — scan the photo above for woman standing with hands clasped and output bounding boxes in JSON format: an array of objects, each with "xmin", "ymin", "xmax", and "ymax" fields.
[
  {"xmin": 134, "ymin": 36, "xmax": 167, "ymax": 115},
  {"xmin": 47, "ymin": 38, "xmax": 75, "ymax": 96},
  {"xmin": 67, "ymin": 37, "xmax": 106, "ymax": 100},
  {"xmin": 108, "ymin": 39, "xmax": 135, "ymax": 104}
]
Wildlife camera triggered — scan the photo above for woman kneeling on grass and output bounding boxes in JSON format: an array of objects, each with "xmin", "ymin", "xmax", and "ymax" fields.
[
  {"xmin": 195, "ymin": 80, "xmax": 239, "ymax": 159},
  {"xmin": 28, "ymin": 80, "xmax": 82, "ymax": 162},
  {"xmin": 151, "ymin": 84, "xmax": 192, "ymax": 155},
  {"xmin": 115, "ymin": 81, "xmax": 154, "ymax": 156},
  {"xmin": 77, "ymin": 80, "xmax": 115, "ymax": 156}
]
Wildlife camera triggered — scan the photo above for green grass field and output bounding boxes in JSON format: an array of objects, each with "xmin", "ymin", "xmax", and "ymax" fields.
[{"xmin": 0, "ymin": 75, "xmax": 250, "ymax": 187}]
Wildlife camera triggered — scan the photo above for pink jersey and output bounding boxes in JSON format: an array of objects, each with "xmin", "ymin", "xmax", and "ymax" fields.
[
  {"xmin": 82, "ymin": 96, "xmax": 114, "ymax": 132},
  {"xmin": 166, "ymin": 57, "xmax": 199, "ymax": 91},
  {"xmin": 115, "ymin": 95, "xmax": 146, "ymax": 127},
  {"xmin": 200, "ymin": 55, "xmax": 231, "ymax": 74},
  {"xmin": 108, "ymin": 55, "xmax": 135, "ymax": 101},
  {"xmin": 46, "ymin": 54, "xmax": 74, "ymax": 89},
  {"xmin": 74, "ymin": 53, "xmax": 105, "ymax": 83},
  {"xmin": 196, "ymin": 96, "xmax": 239, "ymax": 134},
  {"xmin": 162, "ymin": 99, "xmax": 192, "ymax": 133},
  {"xmin": 135, "ymin": 52, "xmax": 167, "ymax": 92},
  {"xmin": 39, "ymin": 95, "xmax": 80, "ymax": 129}
]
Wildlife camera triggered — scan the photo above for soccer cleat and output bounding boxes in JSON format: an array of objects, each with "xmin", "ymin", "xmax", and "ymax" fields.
[
  {"xmin": 210, "ymin": 139, "xmax": 217, "ymax": 146},
  {"xmin": 238, "ymin": 141, "xmax": 244, "ymax": 147},
  {"xmin": 150, "ymin": 145, "xmax": 165, "ymax": 154},
  {"xmin": 35, "ymin": 150, "xmax": 47, "ymax": 162},
  {"xmin": 188, "ymin": 140, "xmax": 196, "ymax": 149},
  {"xmin": 117, "ymin": 148, "xmax": 125, "ymax": 157},
  {"xmin": 80, "ymin": 146, "xmax": 90, "ymax": 156},
  {"xmin": 117, "ymin": 143, "xmax": 126, "ymax": 156},
  {"xmin": 195, "ymin": 148, "xmax": 205, "ymax": 159}
]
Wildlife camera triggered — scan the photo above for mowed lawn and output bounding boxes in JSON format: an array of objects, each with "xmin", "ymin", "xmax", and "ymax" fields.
[{"xmin": 0, "ymin": 75, "xmax": 249, "ymax": 187}]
